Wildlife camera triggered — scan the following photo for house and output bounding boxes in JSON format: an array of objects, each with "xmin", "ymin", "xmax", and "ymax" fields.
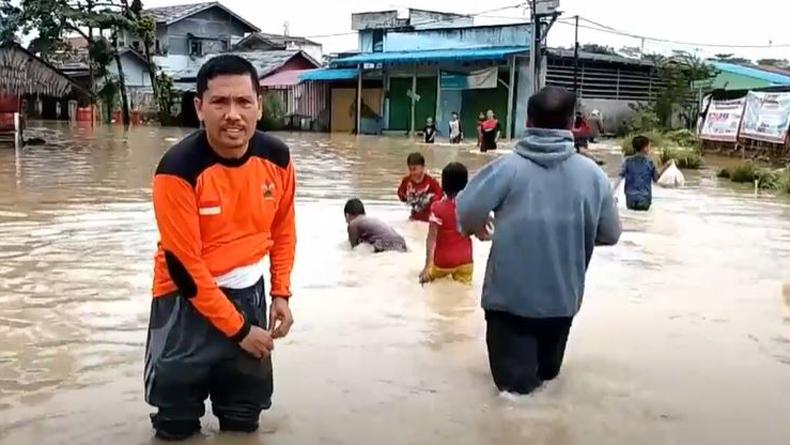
[
  {"xmin": 137, "ymin": 1, "xmax": 260, "ymax": 57},
  {"xmin": 302, "ymin": 9, "xmax": 531, "ymax": 137},
  {"xmin": 707, "ymin": 62, "xmax": 790, "ymax": 91}
]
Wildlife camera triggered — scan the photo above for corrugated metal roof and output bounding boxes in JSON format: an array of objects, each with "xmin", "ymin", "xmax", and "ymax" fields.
[
  {"xmin": 332, "ymin": 46, "xmax": 530, "ymax": 67},
  {"xmin": 547, "ymin": 48, "xmax": 655, "ymax": 66},
  {"xmin": 145, "ymin": 1, "xmax": 260, "ymax": 32},
  {"xmin": 256, "ymin": 32, "xmax": 322, "ymax": 48},
  {"xmin": 300, "ymin": 68, "xmax": 360, "ymax": 82},
  {"xmin": 710, "ymin": 62, "xmax": 790, "ymax": 85}
]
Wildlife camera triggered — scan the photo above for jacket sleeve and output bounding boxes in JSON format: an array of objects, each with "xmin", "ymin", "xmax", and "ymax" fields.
[
  {"xmin": 397, "ymin": 177, "xmax": 408, "ymax": 202},
  {"xmin": 596, "ymin": 174, "xmax": 622, "ymax": 246},
  {"xmin": 153, "ymin": 175, "xmax": 249, "ymax": 341},
  {"xmin": 269, "ymin": 161, "xmax": 297, "ymax": 298},
  {"xmin": 456, "ymin": 158, "xmax": 513, "ymax": 234}
]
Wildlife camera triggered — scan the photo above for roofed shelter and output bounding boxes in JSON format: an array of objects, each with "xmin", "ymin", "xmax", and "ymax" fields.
[{"xmin": 0, "ymin": 42, "xmax": 81, "ymax": 144}]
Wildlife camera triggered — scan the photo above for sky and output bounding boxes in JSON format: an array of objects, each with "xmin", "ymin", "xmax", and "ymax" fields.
[{"xmin": 145, "ymin": 0, "xmax": 790, "ymax": 62}]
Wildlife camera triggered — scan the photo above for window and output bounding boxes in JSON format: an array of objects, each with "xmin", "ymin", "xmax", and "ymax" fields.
[
  {"xmin": 372, "ymin": 29, "xmax": 384, "ymax": 52},
  {"xmin": 189, "ymin": 40, "xmax": 203, "ymax": 57},
  {"xmin": 155, "ymin": 39, "xmax": 160, "ymax": 55},
  {"xmin": 132, "ymin": 41, "xmax": 140, "ymax": 51}
]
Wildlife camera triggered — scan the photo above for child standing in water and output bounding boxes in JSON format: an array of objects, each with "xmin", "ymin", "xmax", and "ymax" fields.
[
  {"xmin": 420, "ymin": 162, "xmax": 474, "ymax": 285},
  {"xmin": 615, "ymin": 135, "xmax": 661, "ymax": 211},
  {"xmin": 397, "ymin": 152, "xmax": 442, "ymax": 222},
  {"xmin": 424, "ymin": 117, "xmax": 437, "ymax": 144},
  {"xmin": 449, "ymin": 112, "xmax": 462, "ymax": 144}
]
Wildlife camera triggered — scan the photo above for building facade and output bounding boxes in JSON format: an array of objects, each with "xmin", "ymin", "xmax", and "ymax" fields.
[{"xmin": 304, "ymin": 9, "xmax": 532, "ymax": 138}]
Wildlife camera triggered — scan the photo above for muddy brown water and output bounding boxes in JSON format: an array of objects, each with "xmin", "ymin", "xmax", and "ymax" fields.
[{"xmin": 1, "ymin": 123, "xmax": 789, "ymax": 445}]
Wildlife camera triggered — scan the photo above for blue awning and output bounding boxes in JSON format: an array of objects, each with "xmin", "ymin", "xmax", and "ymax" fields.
[
  {"xmin": 299, "ymin": 68, "xmax": 359, "ymax": 82},
  {"xmin": 332, "ymin": 46, "xmax": 530, "ymax": 67}
]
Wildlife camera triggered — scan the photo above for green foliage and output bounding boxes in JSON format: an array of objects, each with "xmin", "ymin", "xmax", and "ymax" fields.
[
  {"xmin": 717, "ymin": 168, "xmax": 731, "ymax": 179},
  {"xmin": 725, "ymin": 162, "xmax": 780, "ymax": 190},
  {"xmin": 625, "ymin": 104, "xmax": 660, "ymax": 134},
  {"xmin": 757, "ymin": 58, "xmax": 789, "ymax": 68},
  {"xmin": 620, "ymin": 130, "xmax": 702, "ymax": 169},
  {"xmin": 659, "ymin": 147, "xmax": 703, "ymax": 169},
  {"xmin": 0, "ymin": 0, "xmax": 20, "ymax": 43},
  {"xmin": 665, "ymin": 129, "xmax": 699, "ymax": 148},
  {"xmin": 581, "ymin": 43, "xmax": 618, "ymax": 56},
  {"xmin": 260, "ymin": 93, "xmax": 285, "ymax": 131},
  {"xmin": 156, "ymin": 71, "xmax": 177, "ymax": 124},
  {"xmin": 652, "ymin": 51, "xmax": 718, "ymax": 129}
]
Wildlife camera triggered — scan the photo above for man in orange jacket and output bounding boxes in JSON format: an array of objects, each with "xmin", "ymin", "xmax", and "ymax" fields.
[{"xmin": 145, "ymin": 55, "xmax": 296, "ymax": 441}]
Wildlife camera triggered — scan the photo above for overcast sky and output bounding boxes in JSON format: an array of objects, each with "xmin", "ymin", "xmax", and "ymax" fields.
[{"xmin": 146, "ymin": 0, "xmax": 790, "ymax": 61}]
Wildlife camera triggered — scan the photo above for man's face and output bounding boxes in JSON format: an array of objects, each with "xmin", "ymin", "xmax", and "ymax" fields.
[
  {"xmin": 195, "ymin": 74, "xmax": 260, "ymax": 151},
  {"xmin": 487, "ymin": 110, "xmax": 494, "ymax": 119},
  {"xmin": 409, "ymin": 165, "xmax": 425, "ymax": 181}
]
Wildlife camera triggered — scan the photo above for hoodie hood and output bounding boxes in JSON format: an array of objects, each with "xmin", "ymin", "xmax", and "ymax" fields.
[{"xmin": 515, "ymin": 128, "xmax": 575, "ymax": 168}]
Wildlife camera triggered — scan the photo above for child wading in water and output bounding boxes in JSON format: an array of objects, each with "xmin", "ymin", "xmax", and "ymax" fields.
[
  {"xmin": 616, "ymin": 135, "xmax": 662, "ymax": 211},
  {"xmin": 397, "ymin": 152, "xmax": 442, "ymax": 222},
  {"xmin": 344, "ymin": 199, "xmax": 407, "ymax": 253},
  {"xmin": 420, "ymin": 162, "xmax": 474, "ymax": 285}
]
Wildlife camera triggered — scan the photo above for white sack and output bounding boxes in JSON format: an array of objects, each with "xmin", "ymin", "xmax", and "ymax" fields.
[{"xmin": 658, "ymin": 160, "xmax": 685, "ymax": 188}]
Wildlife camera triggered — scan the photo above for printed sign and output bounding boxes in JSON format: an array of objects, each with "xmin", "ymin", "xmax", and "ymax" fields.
[
  {"xmin": 699, "ymin": 97, "xmax": 746, "ymax": 142},
  {"xmin": 440, "ymin": 67, "xmax": 499, "ymax": 90},
  {"xmin": 740, "ymin": 91, "xmax": 790, "ymax": 144}
]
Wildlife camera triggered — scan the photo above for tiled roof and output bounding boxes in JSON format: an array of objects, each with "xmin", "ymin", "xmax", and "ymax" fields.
[
  {"xmin": 256, "ymin": 32, "xmax": 321, "ymax": 48},
  {"xmin": 157, "ymin": 50, "xmax": 318, "ymax": 89},
  {"xmin": 144, "ymin": 1, "xmax": 260, "ymax": 32}
]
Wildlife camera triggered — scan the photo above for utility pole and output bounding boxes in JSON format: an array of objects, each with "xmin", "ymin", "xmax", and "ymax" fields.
[
  {"xmin": 529, "ymin": 0, "xmax": 562, "ymax": 94},
  {"xmin": 573, "ymin": 15, "xmax": 579, "ymax": 95}
]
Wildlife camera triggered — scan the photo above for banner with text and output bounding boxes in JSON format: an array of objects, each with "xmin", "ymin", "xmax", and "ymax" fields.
[
  {"xmin": 440, "ymin": 67, "xmax": 499, "ymax": 90},
  {"xmin": 700, "ymin": 97, "xmax": 746, "ymax": 142},
  {"xmin": 740, "ymin": 91, "xmax": 790, "ymax": 144}
]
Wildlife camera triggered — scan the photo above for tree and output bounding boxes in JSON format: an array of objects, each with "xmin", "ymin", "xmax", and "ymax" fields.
[
  {"xmin": 128, "ymin": 0, "xmax": 161, "ymax": 122},
  {"xmin": 0, "ymin": 0, "xmax": 20, "ymax": 43},
  {"xmin": 653, "ymin": 51, "xmax": 717, "ymax": 128},
  {"xmin": 580, "ymin": 43, "xmax": 618, "ymax": 56},
  {"xmin": 619, "ymin": 46, "xmax": 642, "ymax": 59},
  {"xmin": 711, "ymin": 53, "xmax": 752, "ymax": 65},
  {"xmin": 756, "ymin": 58, "xmax": 789, "ymax": 68}
]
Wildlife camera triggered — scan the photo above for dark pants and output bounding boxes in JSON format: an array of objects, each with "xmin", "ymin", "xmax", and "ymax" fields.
[
  {"xmin": 626, "ymin": 197, "xmax": 651, "ymax": 211},
  {"xmin": 485, "ymin": 310, "xmax": 573, "ymax": 395},
  {"xmin": 144, "ymin": 279, "xmax": 272, "ymax": 441}
]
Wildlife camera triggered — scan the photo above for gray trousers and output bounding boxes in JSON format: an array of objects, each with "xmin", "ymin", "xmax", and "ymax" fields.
[{"xmin": 144, "ymin": 278, "xmax": 272, "ymax": 438}]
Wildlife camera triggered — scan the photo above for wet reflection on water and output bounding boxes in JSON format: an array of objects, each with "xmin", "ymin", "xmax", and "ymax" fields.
[{"xmin": 0, "ymin": 123, "xmax": 789, "ymax": 444}]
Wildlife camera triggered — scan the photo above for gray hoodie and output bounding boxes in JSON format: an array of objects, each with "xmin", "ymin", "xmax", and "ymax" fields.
[{"xmin": 457, "ymin": 128, "xmax": 621, "ymax": 318}]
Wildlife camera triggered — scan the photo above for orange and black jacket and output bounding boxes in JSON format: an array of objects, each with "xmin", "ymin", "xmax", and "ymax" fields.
[{"xmin": 151, "ymin": 130, "xmax": 296, "ymax": 342}]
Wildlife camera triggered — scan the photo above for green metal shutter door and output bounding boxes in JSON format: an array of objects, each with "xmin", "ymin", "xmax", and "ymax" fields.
[{"xmin": 388, "ymin": 78, "xmax": 411, "ymax": 131}]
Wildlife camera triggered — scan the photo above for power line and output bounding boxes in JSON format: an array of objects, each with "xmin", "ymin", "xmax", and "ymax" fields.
[{"xmin": 555, "ymin": 16, "xmax": 790, "ymax": 49}]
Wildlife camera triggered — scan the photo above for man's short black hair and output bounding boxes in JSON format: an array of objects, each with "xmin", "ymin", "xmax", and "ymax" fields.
[
  {"xmin": 632, "ymin": 135, "xmax": 651, "ymax": 153},
  {"xmin": 527, "ymin": 86, "xmax": 577, "ymax": 129},
  {"xmin": 344, "ymin": 198, "xmax": 365, "ymax": 216},
  {"xmin": 407, "ymin": 152, "xmax": 425, "ymax": 167},
  {"xmin": 442, "ymin": 162, "xmax": 468, "ymax": 198},
  {"xmin": 196, "ymin": 55, "xmax": 259, "ymax": 98}
]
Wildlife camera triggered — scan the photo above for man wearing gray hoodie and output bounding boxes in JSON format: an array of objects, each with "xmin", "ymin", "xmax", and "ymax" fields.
[{"xmin": 456, "ymin": 86, "xmax": 621, "ymax": 395}]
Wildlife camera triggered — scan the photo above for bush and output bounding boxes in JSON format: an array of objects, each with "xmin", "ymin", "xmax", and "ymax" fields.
[
  {"xmin": 717, "ymin": 168, "xmax": 731, "ymax": 179},
  {"xmin": 659, "ymin": 147, "xmax": 703, "ymax": 169},
  {"xmin": 727, "ymin": 162, "xmax": 781, "ymax": 190},
  {"xmin": 625, "ymin": 108, "xmax": 661, "ymax": 134},
  {"xmin": 620, "ymin": 131, "xmax": 667, "ymax": 155},
  {"xmin": 665, "ymin": 129, "xmax": 699, "ymax": 148},
  {"xmin": 260, "ymin": 93, "xmax": 285, "ymax": 131}
]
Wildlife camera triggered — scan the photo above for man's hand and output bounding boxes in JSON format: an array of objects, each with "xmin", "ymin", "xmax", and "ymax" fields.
[
  {"xmin": 239, "ymin": 326, "xmax": 274, "ymax": 360},
  {"xmin": 269, "ymin": 297, "xmax": 294, "ymax": 339}
]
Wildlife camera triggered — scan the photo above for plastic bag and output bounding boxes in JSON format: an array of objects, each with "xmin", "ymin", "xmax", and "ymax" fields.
[{"xmin": 658, "ymin": 160, "xmax": 685, "ymax": 188}]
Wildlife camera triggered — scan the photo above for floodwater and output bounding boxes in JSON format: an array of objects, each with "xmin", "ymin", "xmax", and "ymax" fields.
[{"xmin": 1, "ymin": 122, "xmax": 789, "ymax": 445}]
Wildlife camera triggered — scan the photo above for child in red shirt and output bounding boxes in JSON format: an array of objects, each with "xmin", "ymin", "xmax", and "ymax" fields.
[
  {"xmin": 397, "ymin": 152, "xmax": 442, "ymax": 222},
  {"xmin": 419, "ymin": 162, "xmax": 474, "ymax": 285}
]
